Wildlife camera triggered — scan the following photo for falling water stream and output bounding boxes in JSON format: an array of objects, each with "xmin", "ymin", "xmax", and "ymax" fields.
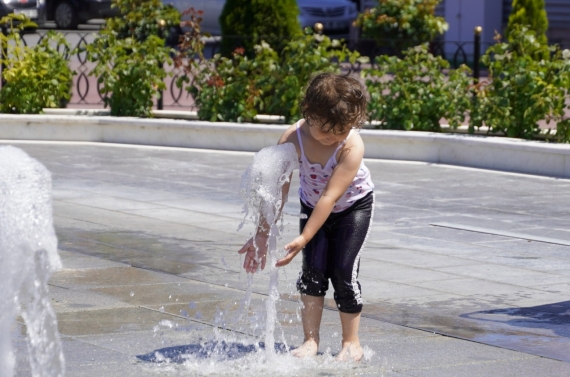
[
  {"xmin": 0, "ymin": 146, "xmax": 65, "ymax": 377},
  {"xmin": 239, "ymin": 142, "xmax": 299, "ymax": 353}
]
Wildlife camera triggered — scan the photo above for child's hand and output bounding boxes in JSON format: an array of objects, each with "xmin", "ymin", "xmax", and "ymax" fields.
[
  {"xmin": 276, "ymin": 235, "xmax": 308, "ymax": 267},
  {"xmin": 238, "ymin": 234, "xmax": 269, "ymax": 273}
]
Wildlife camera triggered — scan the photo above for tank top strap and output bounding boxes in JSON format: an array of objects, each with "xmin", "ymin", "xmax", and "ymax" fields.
[
  {"xmin": 296, "ymin": 121, "xmax": 306, "ymax": 159},
  {"xmin": 332, "ymin": 129, "xmax": 354, "ymax": 161}
]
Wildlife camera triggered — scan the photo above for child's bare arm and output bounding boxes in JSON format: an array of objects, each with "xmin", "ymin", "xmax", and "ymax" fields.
[
  {"xmin": 238, "ymin": 176, "xmax": 291, "ymax": 273},
  {"xmin": 255, "ymin": 177, "xmax": 291, "ymax": 236}
]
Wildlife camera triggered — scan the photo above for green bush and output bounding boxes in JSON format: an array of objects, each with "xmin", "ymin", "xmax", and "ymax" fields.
[
  {"xmin": 87, "ymin": 0, "xmax": 174, "ymax": 117},
  {"xmin": 264, "ymin": 30, "xmax": 364, "ymax": 122},
  {"xmin": 505, "ymin": 0, "xmax": 549, "ymax": 60},
  {"xmin": 0, "ymin": 15, "xmax": 73, "ymax": 114},
  {"xmin": 219, "ymin": 0, "xmax": 302, "ymax": 57},
  {"xmin": 186, "ymin": 29, "xmax": 363, "ymax": 123},
  {"xmin": 470, "ymin": 26, "xmax": 570, "ymax": 140},
  {"xmin": 364, "ymin": 44, "xmax": 471, "ymax": 131},
  {"xmin": 187, "ymin": 45, "xmax": 270, "ymax": 123},
  {"xmin": 355, "ymin": 0, "xmax": 448, "ymax": 54},
  {"xmin": 87, "ymin": 34, "xmax": 171, "ymax": 117},
  {"xmin": 106, "ymin": 0, "xmax": 181, "ymax": 43},
  {"xmin": 557, "ymin": 120, "xmax": 570, "ymax": 143}
]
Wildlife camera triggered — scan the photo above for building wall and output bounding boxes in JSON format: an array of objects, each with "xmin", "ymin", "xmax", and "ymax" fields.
[
  {"xmin": 443, "ymin": 0, "xmax": 502, "ymax": 44},
  {"xmin": 358, "ymin": 0, "xmax": 570, "ymax": 49}
]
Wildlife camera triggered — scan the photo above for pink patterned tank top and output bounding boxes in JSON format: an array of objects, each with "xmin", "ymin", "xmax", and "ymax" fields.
[{"xmin": 296, "ymin": 121, "xmax": 374, "ymax": 213}]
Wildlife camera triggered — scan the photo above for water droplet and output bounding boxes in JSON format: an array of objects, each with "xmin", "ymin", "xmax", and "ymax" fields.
[
  {"xmin": 169, "ymin": 295, "xmax": 172, "ymax": 299},
  {"xmin": 159, "ymin": 306, "xmax": 165, "ymax": 313},
  {"xmin": 130, "ymin": 291, "xmax": 134, "ymax": 297}
]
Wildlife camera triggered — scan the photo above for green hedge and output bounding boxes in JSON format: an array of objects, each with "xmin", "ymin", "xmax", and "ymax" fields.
[
  {"xmin": 219, "ymin": 0, "xmax": 302, "ymax": 57},
  {"xmin": 0, "ymin": 15, "xmax": 73, "ymax": 114},
  {"xmin": 1, "ymin": 9, "xmax": 569, "ymax": 144}
]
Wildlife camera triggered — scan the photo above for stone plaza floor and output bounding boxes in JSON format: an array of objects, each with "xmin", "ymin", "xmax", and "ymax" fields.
[{"xmin": 5, "ymin": 140, "xmax": 570, "ymax": 376}]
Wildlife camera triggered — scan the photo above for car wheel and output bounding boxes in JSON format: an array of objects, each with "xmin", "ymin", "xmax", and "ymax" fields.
[{"xmin": 54, "ymin": 0, "xmax": 79, "ymax": 29}]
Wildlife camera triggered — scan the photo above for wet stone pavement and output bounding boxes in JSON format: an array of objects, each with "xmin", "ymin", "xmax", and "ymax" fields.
[{"xmin": 5, "ymin": 140, "xmax": 570, "ymax": 377}]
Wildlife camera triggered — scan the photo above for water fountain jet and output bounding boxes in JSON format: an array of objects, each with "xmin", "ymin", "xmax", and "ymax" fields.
[
  {"xmin": 0, "ymin": 146, "xmax": 65, "ymax": 377},
  {"xmin": 239, "ymin": 143, "xmax": 298, "ymax": 353}
]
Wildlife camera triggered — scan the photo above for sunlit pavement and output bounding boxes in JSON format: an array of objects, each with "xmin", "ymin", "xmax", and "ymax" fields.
[{"xmin": 5, "ymin": 140, "xmax": 570, "ymax": 376}]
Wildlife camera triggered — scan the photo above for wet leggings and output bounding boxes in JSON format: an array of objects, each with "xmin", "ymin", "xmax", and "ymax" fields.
[{"xmin": 296, "ymin": 192, "xmax": 374, "ymax": 314}]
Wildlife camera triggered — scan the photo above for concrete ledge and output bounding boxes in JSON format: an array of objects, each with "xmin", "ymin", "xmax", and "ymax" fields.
[
  {"xmin": 362, "ymin": 130, "xmax": 570, "ymax": 178},
  {"xmin": 42, "ymin": 109, "xmax": 287, "ymax": 124},
  {"xmin": 1, "ymin": 114, "xmax": 569, "ymax": 178}
]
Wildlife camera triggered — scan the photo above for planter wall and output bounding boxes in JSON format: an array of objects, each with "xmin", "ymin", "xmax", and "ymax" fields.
[{"xmin": 1, "ymin": 114, "xmax": 569, "ymax": 178}]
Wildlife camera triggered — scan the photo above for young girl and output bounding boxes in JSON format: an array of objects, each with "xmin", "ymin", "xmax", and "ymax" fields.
[{"xmin": 238, "ymin": 72, "xmax": 374, "ymax": 362}]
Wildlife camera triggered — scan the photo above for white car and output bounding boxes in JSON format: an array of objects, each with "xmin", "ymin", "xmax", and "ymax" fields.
[
  {"xmin": 299, "ymin": 0, "xmax": 358, "ymax": 34},
  {"xmin": 164, "ymin": 0, "xmax": 359, "ymax": 36}
]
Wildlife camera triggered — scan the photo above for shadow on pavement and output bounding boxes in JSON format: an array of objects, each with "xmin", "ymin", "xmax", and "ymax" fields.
[
  {"xmin": 463, "ymin": 300, "xmax": 570, "ymax": 330},
  {"xmin": 461, "ymin": 301, "xmax": 570, "ymax": 362},
  {"xmin": 137, "ymin": 340, "xmax": 290, "ymax": 363}
]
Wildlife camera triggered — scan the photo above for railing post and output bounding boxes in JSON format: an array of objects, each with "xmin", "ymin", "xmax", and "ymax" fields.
[
  {"xmin": 473, "ymin": 26, "xmax": 482, "ymax": 84},
  {"xmin": 314, "ymin": 22, "xmax": 323, "ymax": 35},
  {"xmin": 157, "ymin": 19, "xmax": 165, "ymax": 111},
  {"xmin": 1, "ymin": 25, "xmax": 7, "ymax": 88},
  {"xmin": 157, "ymin": 60, "xmax": 164, "ymax": 110}
]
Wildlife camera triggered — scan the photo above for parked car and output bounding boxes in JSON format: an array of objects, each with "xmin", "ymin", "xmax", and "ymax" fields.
[
  {"xmin": 165, "ymin": 0, "xmax": 358, "ymax": 36},
  {"xmin": 45, "ymin": 0, "xmax": 359, "ymax": 36},
  {"xmin": 300, "ymin": 0, "xmax": 358, "ymax": 35},
  {"xmin": 0, "ymin": 0, "xmax": 46, "ymax": 28},
  {"xmin": 46, "ymin": 0, "xmax": 116, "ymax": 29}
]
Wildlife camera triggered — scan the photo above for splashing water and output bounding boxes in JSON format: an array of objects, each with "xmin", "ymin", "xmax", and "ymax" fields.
[
  {"xmin": 0, "ymin": 146, "xmax": 64, "ymax": 377},
  {"xmin": 237, "ymin": 143, "xmax": 298, "ymax": 353},
  {"xmin": 140, "ymin": 143, "xmax": 380, "ymax": 375}
]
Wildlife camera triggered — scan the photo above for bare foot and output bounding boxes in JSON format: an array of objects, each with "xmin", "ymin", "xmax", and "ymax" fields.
[
  {"xmin": 336, "ymin": 342, "xmax": 363, "ymax": 362},
  {"xmin": 291, "ymin": 339, "xmax": 319, "ymax": 358}
]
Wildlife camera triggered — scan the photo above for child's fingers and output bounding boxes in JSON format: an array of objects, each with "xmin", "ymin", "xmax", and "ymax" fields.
[
  {"xmin": 275, "ymin": 255, "xmax": 292, "ymax": 267},
  {"xmin": 275, "ymin": 258, "xmax": 287, "ymax": 267},
  {"xmin": 238, "ymin": 238, "xmax": 252, "ymax": 254},
  {"xmin": 275, "ymin": 248, "xmax": 298, "ymax": 267}
]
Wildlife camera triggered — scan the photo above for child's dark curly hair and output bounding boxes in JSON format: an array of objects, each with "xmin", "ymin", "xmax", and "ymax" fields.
[{"xmin": 301, "ymin": 72, "xmax": 368, "ymax": 134}]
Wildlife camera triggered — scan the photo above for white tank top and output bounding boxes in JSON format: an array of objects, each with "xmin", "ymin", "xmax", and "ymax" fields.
[{"xmin": 296, "ymin": 121, "xmax": 374, "ymax": 213}]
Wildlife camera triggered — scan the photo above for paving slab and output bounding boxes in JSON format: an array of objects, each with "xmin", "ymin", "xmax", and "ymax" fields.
[{"xmin": 4, "ymin": 140, "xmax": 570, "ymax": 376}]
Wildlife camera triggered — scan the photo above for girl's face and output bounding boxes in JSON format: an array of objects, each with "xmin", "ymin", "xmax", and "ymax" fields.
[{"xmin": 305, "ymin": 118, "xmax": 350, "ymax": 146}]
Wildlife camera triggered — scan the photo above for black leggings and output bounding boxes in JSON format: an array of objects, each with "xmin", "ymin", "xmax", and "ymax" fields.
[{"xmin": 296, "ymin": 192, "xmax": 374, "ymax": 313}]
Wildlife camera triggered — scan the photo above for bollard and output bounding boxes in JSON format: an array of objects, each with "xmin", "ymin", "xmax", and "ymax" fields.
[
  {"xmin": 1, "ymin": 24, "xmax": 6, "ymax": 88},
  {"xmin": 157, "ymin": 19, "xmax": 166, "ymax": 111},
  {"xmin": 473, "ymin": 26, "xmax": 482, "ymax": 84},
  {"xmin": 314, "ymin": 22, "xmax": 323, "ymax": 35},
  {"xmin": 157, "ymin": 60, "xmax": 164, "ymax": 110}
]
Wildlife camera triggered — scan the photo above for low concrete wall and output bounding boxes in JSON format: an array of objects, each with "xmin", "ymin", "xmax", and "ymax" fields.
[{"xmin": 1, "ymin": 114, "xmax": 569, "ymax": 178}]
